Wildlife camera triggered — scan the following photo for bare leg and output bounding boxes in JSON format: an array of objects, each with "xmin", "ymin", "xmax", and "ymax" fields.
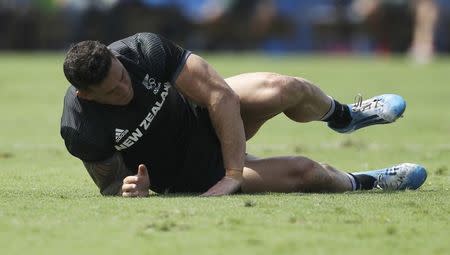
[
  {"xmin": 225, "ymin": 72, "xmax": 332, "ymax": 139},
  {"xmin": 225, "ymin": 73, "xmax": 351, "ymax": 192},
  {"xmin": 242, "ymin": 155, "xmax": 352, "ymax": 193}
]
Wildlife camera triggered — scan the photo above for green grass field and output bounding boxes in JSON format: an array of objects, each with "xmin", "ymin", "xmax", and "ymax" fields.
[{"xmin": 0, "ymin": 53, "xmax": 448, "ymax": 255}]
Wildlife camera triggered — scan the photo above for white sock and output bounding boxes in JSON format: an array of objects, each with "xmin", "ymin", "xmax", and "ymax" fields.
[
  {"xmin": 320, "ymin": 96, "xmax": 335, "ymax": 121},
  {"xmin": 346, "ymin": 173, "xmax": 357, "ymax": 191}
]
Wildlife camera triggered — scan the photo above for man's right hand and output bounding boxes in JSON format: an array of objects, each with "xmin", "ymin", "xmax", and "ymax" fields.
[{"xmin": 121, "ymin": 164, "xmax": 150, "ymax": 197}]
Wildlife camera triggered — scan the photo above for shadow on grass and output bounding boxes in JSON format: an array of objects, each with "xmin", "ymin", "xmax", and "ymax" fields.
[
  {"xmin": 149, "ymin": 192, "xmax": 273, "ymax": 198},
  {"xmin": 146, "ymin": 188, "xmax": 436, "ymax": 199},
  {"xmin": 31, "ymin": 188, "xmax": 433, "ymax": 201}
]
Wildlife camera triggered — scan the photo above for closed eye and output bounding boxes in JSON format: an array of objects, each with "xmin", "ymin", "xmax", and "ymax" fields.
[
  {"xmin": 105, "ymin": 70, "xmax": 125, "ymax": 95},
  {"xmin": 105, "ymin": 87, "xmax": 116, "ymax": 95},
  {"xmin": 120, "ymin": 69, "xmax": 125, "ymax": 82}
]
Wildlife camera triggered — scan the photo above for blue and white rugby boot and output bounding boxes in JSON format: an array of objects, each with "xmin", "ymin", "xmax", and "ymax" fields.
[
  {"xmin": 352, "ymin": 163, "xmax": 427, "ymax": 190},
  {"xmin": 329, "ymin": 94, "xmax": 406, "ymax": 133}
]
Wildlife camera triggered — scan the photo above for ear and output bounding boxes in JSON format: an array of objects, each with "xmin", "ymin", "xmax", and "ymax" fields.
[{"xmin": 76, "ymin": 90, "xmax": 94, "ymax": 101}]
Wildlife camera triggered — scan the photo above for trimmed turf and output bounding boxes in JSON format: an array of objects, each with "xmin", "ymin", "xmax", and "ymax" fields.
[{"xmin": 0, "ymin": 53, "xmax": 448, "ymax": 255}]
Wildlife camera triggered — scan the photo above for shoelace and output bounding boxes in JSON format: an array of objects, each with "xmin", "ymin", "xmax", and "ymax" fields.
[
  {"xmin": 351, "ymin": 94, "xmax": 383, "ymax": 112},
  {"xmin": 374, "ymin": 167, "xmax": 405, "ymax": 190}
]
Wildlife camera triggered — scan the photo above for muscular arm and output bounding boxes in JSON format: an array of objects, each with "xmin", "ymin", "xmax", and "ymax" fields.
[
  {"xmin": 82, "ymin": 152, "xmax": 134, "ymax": 196},
  {"xmin": 175, "ymin": 54, "xmax": 246, "ymax": 194}
]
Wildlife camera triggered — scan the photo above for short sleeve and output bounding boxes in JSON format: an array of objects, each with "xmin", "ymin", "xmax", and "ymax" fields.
[
  {"xmin": 61, "ymin": 127, "xmax": 114, "ymax": 162},
  {"xmin": 60, "ymin": 88, "xmax": 115, "ymax": 162},
  {"xmin": 135, "ymin": 33, "xmax": 191, "ymax": 83}
]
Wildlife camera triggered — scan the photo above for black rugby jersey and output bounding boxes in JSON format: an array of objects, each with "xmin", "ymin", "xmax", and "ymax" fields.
[{"xmin": 60, "ymin": 33, "xmax": 224, "ymax": 192}]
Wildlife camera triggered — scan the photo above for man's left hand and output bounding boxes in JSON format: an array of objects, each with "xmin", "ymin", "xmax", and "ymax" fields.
[{"xmin": 201, "ymin": 175, "xmax": 242, "ymax": 196}]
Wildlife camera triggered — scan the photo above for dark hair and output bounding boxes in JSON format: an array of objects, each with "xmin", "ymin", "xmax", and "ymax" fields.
[{"xmin": 63, "ymin": 40, "xmax": 113, "ymax": 90}]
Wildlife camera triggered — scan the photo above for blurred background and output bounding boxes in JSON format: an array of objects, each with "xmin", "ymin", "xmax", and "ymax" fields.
[{"xmin": 0, "ymin": 0, "xmax": 449, "ymax": 64}]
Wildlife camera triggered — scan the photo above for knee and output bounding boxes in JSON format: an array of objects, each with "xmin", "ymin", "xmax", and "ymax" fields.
[
  {"xmin": 286, "ymin": 156, "xmax": 315, "ymax": 183},
  {"xmin": 265, "ymin": 73, "xmax": 312, "ymax": 106},
  {"xmin": 320, "ymin": 163, "xmax": 338, "ymax": 173},
  {"xmin": 288, "ymin": 156, "xmax": 332, "ymax": 191}
]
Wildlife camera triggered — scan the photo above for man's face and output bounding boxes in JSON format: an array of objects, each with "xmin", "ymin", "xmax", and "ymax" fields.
[{"xmin": 77, "ymin": 57, "xmax": 134, "ymax": 106}]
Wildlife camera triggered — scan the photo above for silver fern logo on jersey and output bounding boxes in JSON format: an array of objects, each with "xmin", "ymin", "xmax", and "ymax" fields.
[{"xmin": 142, "ymin": 74, "xmax": 161, "ymax": 95}]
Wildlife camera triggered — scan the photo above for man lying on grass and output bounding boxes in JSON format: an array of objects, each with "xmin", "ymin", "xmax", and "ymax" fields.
[{"xmin": 60, "ymin": 33, "xmax": 427, "ymax": 197}]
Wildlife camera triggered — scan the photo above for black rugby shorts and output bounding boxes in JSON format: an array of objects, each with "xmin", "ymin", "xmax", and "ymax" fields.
[{"xmin": 167, "ymin": 107, "xmax": 225, "ymax": 193}]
